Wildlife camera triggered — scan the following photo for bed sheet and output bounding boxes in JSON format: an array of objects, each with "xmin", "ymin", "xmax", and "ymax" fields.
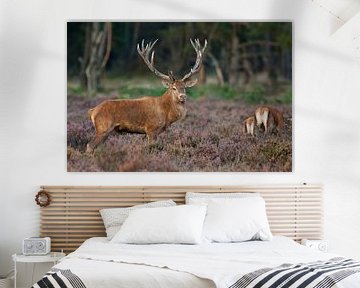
[{"xmin": 50, "ymin": 236, "xmax": 360, "ymax": 288}]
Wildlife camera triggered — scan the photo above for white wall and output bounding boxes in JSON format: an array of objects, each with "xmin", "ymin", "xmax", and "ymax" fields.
[{"xmin": 1, "ymin": 0, "xmax": 360, "ymax": 286}]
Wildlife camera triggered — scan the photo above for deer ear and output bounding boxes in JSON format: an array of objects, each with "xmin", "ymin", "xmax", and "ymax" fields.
[
  {"xmin": 162, "ymin": 80, "xmax": 171, "ymax": 88},
  {"xmin": 185, "ymin": 79, "xmax": 198, "ymax": 88}
]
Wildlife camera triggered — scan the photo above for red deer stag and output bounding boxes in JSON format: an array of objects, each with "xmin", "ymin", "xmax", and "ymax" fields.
[
  {"xmin": 86, "ymin": 39, "xmax": 207, "ymax": 153},
  {"xmin": 255, "ymin": 106, "xmax": 284, "ymax": 135}
]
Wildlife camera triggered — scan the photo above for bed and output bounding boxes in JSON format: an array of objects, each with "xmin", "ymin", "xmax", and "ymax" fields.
[
  {"xmin": 33, "ymin": 236, "xmax": 360, "ymax": 288},
  {"xmin": 33, "ymin": 185, "xmax": 360, "ymax": 288}
]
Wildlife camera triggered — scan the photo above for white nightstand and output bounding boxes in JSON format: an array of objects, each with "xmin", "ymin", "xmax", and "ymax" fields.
[
  {"xmin": 301, "ymin": 239, "xmax": 328, "ymax": 252},
  {"xmin": 12, "ymin": 252, "xmax": 65, "ymax": 288}
]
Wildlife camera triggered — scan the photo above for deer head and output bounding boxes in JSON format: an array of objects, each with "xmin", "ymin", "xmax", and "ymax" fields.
[{"xmin": 137, "ymin": 38, "xmax": 207, "ymax": 104}]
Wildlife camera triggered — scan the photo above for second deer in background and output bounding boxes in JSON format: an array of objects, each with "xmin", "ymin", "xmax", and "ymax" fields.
[
  {"xmin": 255, "ymin": 106, "xmax": 284, "ymax": 135},
  {"xmin": 242, "ymin": 106, "xmax": 284, "ymax": 137}
]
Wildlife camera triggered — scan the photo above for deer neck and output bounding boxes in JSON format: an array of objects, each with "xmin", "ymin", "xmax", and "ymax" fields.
[{"xmin": 161, "ymin": 90, "xmax": 187, "ymax": 123}]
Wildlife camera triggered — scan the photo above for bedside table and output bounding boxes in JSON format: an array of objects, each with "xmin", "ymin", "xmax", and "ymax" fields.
[
  {"xmin": 12, "ymin": 252, "xmax": 65, "ymax": 288},
  {"xmin": 301, "ymin": 239, "xmax": 328, "ymax": 252}
]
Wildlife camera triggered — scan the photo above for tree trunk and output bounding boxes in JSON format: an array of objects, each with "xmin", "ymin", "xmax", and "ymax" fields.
[
  {"xmin": 229, "ymin": 24, "xmax": 240, "ymax": 87},
  {"xmin": 208, "ymin": 52, "xmax": 224, "ymax": 86},
  {"xmin": 81, "ymin": 22, "xmax": 112, "ymax": 97},
  {"xmin": 129, "ymin": 22, "xmax": 141, "ymax": 59},
  {"xmin": 79, "ymin": 24, "xmax": 91, "ymax": 89},
  {"xmin": 264, "ymin": 32, "xmax": 277, "ymax": 89},
  {"xmin": 241, "ymin": 58, "xmax": 253, "ymax": 84}
]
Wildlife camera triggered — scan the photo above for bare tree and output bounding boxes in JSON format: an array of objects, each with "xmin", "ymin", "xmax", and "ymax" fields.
[
  {"xmin": 228, "ymin": 23, "xmax": 240, "ymax": 86},
  {"xmin": 208, "ymin": 52, "xmax": 224, "ymax": 86},
  {"xmin": 129, "ymin": 22, "xmax": 141, "ymax": 59},
  {"xmin": 79, "ymin": 22, "xmax": 112, "ymax": 97}
]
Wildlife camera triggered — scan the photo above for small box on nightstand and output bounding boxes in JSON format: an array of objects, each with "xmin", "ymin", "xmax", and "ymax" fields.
[{"xmin": 301, "ymin": 239, "xmax": 328, "ymax": 252}]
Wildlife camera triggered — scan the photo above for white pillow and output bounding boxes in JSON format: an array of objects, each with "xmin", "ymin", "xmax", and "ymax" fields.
[
  {"xmin": 100, "ymin": 200, "xmax": 176, "ymax": 240},
  {"xmin": 202, "ymin": 197, "xmax": 272, "ymax": 243},
  {"xmin": 186, "ymin": 192, "xmax": 259, "ymax": 204},
  {"xmin": 111, "ymin": 205, "xmax": 207, "ymax": 244}
]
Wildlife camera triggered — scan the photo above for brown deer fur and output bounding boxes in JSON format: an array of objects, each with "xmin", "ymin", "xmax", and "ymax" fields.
[
  {"xmin": 86, "ymin": 80, "xmax": 196, "ymax": 152},
  {"xmin": 242, "ymin": 116, "xmax": 256, "ymax": 136},
  {"xmin": 255, "ymin": 106, "xmax": 284, "ymax": 135},
  {"xmin": 86, "ymin": 39, "xmax": 206, "ymax": 153}
]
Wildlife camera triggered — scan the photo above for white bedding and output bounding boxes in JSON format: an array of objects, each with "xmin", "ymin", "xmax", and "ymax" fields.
[{"xmin": 53, "ymin": 237, "xmax": 360, "ymax": 288}]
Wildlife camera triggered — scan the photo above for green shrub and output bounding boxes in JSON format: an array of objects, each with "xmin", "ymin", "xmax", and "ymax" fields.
[
  {"xmin": 276, "ymin": 87, "xmax": 292, "ymax": 104},
  {"xmin": 240, "ymin": 83, "xmax": 266, "ymax": 104},
  {"xmin": 188, "ymin": 84, "xmax": 237, "ymax": 100},
  {"xmin": 68, "ymin": 85, "xmax": 85, "ymax": 96}
]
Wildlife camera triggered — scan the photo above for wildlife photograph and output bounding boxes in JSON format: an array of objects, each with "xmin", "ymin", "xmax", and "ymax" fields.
[{"xmin": 67, "ymin": 22, "xmax": 292, "ymax": 172}]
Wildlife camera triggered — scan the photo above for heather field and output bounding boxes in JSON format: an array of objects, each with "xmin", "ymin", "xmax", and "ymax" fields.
[
  {"xmin": 67, "ymin": 22, "xmax": 292, "ymax": 172},
  {"xmin": 67, "ymin": 88, "xmax": 292, "ymax": 172}
]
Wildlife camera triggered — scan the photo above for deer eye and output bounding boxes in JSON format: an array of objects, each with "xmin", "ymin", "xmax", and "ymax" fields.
[{"xmin": 172, "ymin": 87, "xmax": 177, "ymax": 90}]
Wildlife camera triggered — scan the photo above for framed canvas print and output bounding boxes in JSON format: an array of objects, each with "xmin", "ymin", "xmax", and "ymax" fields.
[{"xmin": 67, "ymin": 22, "xmax": 292, "ymax": 172}]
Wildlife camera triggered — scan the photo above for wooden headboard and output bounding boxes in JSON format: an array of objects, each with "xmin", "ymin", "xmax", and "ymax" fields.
[{"xmin": 39, "ymin": 184, "xmax": 323, "ymax": 253}]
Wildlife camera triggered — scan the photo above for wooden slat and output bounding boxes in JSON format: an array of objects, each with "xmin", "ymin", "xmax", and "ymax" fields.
[{"xmin": 39, "ymin": 184, "xmax": 323, "ymax": 253}]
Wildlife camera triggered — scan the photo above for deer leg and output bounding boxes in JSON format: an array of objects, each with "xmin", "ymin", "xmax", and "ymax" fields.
[
  {"xmin": 242, "ymin": 123, "xmax": 247, "ymax": 135},
  {"xmin": 86, "ymin": 118, "xmax": 115, "ymax": 153},
  {"xmin": 86, "ymin": 133, "xmax": 106, "ymax": 153},
  {"xmin": 86, "ymin": 127, "xmax": 113, "ymax": 153},
  {"xmin": 147, "ymin": 129, "xmax": 165, "ymax": 144},
  {"xmin": 262, "ymin": 118, "xmax": 269, "ymax": 134},
  {"xmin": 250, "ymin": 123, "xmax": 255, "ymax": 137},
  {"xmin": 146, "ymin": 126, "xmax": 164, "ymax": 144}
]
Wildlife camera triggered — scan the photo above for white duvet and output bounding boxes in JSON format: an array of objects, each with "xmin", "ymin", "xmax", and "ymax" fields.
[{"xmin": 53, "ymin": 237, "xmax": 360, "ymax": 288}]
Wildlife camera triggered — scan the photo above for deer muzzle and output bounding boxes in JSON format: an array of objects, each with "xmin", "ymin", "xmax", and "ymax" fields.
[{"xmin": 179, "ymin": 93, "xmax": 187, "ymax": 103}]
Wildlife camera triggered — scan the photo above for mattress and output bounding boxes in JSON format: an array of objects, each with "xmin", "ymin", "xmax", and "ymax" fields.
[{"xmin": 34, "ymin": 236, "xmax": 360, "ymax": 288}]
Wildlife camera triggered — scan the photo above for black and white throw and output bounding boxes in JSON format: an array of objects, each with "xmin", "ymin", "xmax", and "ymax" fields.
[
  {"xmin": 32, "ymin": 268, "xmax": 86, "ymax": 288},
  {"xmin": 30, "ymin": 236, "xmax": 360, "ymax": 288},
  {"xmin": 229, "ymin": 257, "xmax": 360, "ymax": 288}
]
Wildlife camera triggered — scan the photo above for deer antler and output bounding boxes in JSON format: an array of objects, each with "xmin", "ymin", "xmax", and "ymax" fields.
[
  {"xmin": 137, "ymin": 39, "xmax": 171, "ymax": 81},
  {"xmin": 181, "ymin": 39, "xmax": 207, "ymax": 81}
]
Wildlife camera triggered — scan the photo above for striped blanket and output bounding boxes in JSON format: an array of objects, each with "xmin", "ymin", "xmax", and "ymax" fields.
[
  {"xmin": 32, "ymin": 268, "xmax": 86, "ymax": 288},
  {"xmin": 32, "ymin": 258, "xmax": 360, "ymax": 288},
  {"xmin": 230, "ymin": 258, "xmax": 360, "ymax": 288}
]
